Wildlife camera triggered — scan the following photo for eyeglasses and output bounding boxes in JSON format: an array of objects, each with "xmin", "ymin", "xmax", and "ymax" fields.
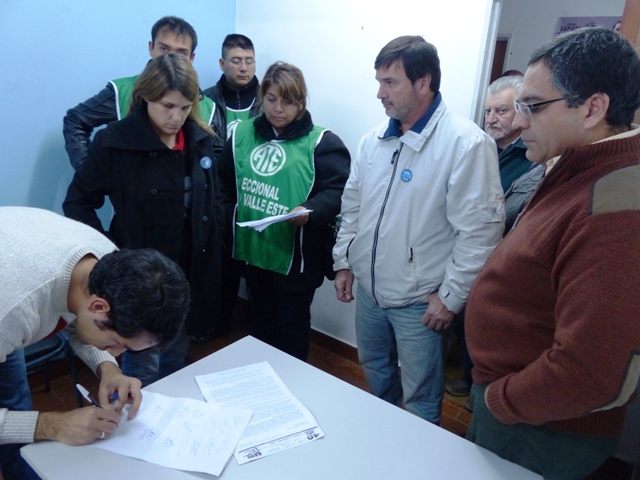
[
  {"xmin": 513, "ymin": 96, "xmax": 577, "ymax": 118},
  {"xmin": 228, "ymin": 57, "xmax": 255, "ymax": 67}
]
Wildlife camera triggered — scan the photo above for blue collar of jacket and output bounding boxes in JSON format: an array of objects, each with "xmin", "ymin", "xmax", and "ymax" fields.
[
  {"xmin": 379, "ymin": 92, "xmax": 444, "ymax": 151},
  {"xmin": 381, "ymin": 92, "xmax": 442, "ymax": 138}
]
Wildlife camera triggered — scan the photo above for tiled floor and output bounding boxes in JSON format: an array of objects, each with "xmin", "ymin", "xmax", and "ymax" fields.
[{"xmin": 24, "ymin": 299, "xmax": 633, "ymax": 480}]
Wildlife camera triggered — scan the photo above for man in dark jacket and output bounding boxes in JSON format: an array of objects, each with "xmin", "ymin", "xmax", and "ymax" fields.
[
  {"xmin": 203, "ymin": 34, "xmax": 261, "ymax": 148},
  {"xmin": 199, "ymin": 34, "xmax": 261, "ymax": 340},
  {"xmin": 63, "ymin": 16, "xmax": 212, "ymax": 170}
]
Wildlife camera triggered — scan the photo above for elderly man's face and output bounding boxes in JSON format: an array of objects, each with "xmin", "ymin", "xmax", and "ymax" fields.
[
  {"xmin": 484, "ymin": 88, "xmax": 521, "ymax": 148},
  {"xmin": 513, "ymin": 62, "xmax": 585, "ymax": 164}
]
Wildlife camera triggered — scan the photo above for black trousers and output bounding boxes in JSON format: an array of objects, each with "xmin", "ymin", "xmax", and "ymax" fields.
[
  {"xmin": 245, "ymin": 265, "xmax": 316, "ymax": 361},
  {"xmin": 453, "ymin": 308, "xmax": 473, "ymax": 384},
  {"xmin": 219, "ymin": 256, "xmax": 244, "ymax": 330}
]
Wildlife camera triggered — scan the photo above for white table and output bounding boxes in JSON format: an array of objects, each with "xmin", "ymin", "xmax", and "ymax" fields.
[{"xmin": 22, "ymin": 336, "xmax": 541, "ymax": 479}]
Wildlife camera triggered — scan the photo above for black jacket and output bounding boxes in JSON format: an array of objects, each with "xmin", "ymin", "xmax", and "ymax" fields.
[
  {"xmin": 218, "ymin": 111, "xmax": 351, "ymax": 292},
  {"xmin": 63, "ymin": 77, "xmax": 210, "ymax": 170},
  {"xmin": 203, "ymin": 75, "xmax": 261, "ymax": 149},
  {"xmin": 63, "ymin": 109, "xmax": 225, "ymax": 334},
  {"xmin": 498, "ymin": 138, "xmax": 532, "ymax": 193},
  {"xmin": 504, "ymin": 163, "xmax": 544, "ymax": 234}
]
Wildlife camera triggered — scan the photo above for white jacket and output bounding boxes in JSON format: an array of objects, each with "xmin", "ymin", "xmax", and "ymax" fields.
[{"xmin": 333, "ymin": 98, "xmax": 504, "ymax": 312}]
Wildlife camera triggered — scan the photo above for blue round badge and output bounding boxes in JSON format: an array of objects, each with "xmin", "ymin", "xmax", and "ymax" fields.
[
  {"xmin": 200, "ymin": 156, "xmax": 213, "ymax": 169},
  {"xmin": 401, "ymin": 169, "xmax": 413, "ymax": 182}
]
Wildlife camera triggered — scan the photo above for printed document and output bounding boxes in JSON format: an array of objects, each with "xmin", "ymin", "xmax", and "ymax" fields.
[
  {"xmin": 236, "ymin": 208, "xmax": 312, "ymax": 232},
  {"xmin": 92, "ymin": 391, "xmax": 252, "ymax": 476},
  {"xmin": 195, "ymin": 361, "xmax": 324, "ymax": 464}
]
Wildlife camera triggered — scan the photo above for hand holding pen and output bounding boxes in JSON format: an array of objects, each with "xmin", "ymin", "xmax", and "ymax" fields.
[
  {"xmin": 95, "ymin": 361, "xmax": 143, "ymax": 419},
  {"xmin": 76, "ymin": 384, "xmax": 118, "ymax": 407},
  {"xmin": 34, "ymin": 387, "xmax": 121, "ymax": 445},
  {"xmin": 76, "ymin": 384, "xmax": 121, "ymax": 440}
]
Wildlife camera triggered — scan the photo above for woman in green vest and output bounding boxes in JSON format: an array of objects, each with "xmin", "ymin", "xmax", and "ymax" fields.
[
  {"xmin": 64, "ymin": 53, "xmax": 225, "ymax": 385},
  {"xmin": 219, "ymin": 62, "xmax": 351, "ymax": 360}
]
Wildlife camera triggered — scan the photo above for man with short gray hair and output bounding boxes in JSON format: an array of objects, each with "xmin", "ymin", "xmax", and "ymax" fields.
[{"xmin": 484, "ymin": 76, "xmax": 533, "ymax": 192}]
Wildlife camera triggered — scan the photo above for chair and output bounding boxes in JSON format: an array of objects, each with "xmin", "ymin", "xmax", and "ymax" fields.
[{"xmin": 24, "ymin": 332, "xmax": 83, "ymax": 408}]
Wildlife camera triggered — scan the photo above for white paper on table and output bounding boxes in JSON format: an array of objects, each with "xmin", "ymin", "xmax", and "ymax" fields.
[
  {"xmin": 91, "ymin": 391, "xmax": 253, "ymax": 477},
  {"xmin": 195, "ymin": 361, "xmax": 324, "ymax": 465},
  {"xmin": 236, "ymin": 209, "xmax": 312, "ymax": 232}
]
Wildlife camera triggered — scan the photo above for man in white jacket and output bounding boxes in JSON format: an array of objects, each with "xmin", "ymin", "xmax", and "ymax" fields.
[
  {"xmin": 0, "ymin": 207, "xmax": 189, "ymax": 479},
  {"xmin": 333, "ymin": 36, "xmax": 504, "ymax": 424}
]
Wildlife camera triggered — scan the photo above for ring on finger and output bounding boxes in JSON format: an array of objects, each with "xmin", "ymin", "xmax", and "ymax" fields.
[{"xmin": 100, "ymin": 431, "xmax": 105, "ymax": 440}]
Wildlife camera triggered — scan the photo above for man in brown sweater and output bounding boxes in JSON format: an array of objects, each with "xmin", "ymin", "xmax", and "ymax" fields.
[{"xmin": 466, "ymin": 27, "xmax": 640, "ymax": 480}]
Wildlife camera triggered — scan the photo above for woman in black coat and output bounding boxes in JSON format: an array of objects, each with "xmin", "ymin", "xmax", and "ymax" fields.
[
  {"xmin": 218, "ymin": 62, "xmax": 350, "ymax": 361},
  {"xmin": 64, "ymin": 53, "xmax": 224, "ymax": 386}
]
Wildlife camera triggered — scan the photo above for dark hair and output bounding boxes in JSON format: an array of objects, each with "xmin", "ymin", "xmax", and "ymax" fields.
[
  {"xmin": 500, "ymin": 69, "xmax": 524, "ymax": 78},
  {"xmin": 259, "ymin": 61, "xmax": 307, "ymax": 116},
  {"xmin": 375, "ymin": 35, "xmax": 441, "ymax": 92},
  {"xmin": 222, "ymin": 33, "xmax": 254, "ymax": 58},
  {"xmin": 89, "ymin": 249, "xmax": 190, "ymax": 347},
  {"xmin": 130, "ymin": 53, "xmax": 213, "ymax": 134},
  {"xmin": 151, "ymin": 16, "xmax": 198, "ymax": 53},
  {"xmin": 529, "ymin": 27, "xmax": 640, "ymax": 127}
]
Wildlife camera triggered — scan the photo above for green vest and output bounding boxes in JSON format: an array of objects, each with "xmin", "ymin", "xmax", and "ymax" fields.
[
  {"xmin": 110, "ymin": 75, "xmax": 139, "ymax": 120},
  {"xmin": 110, "ymin": 75, "xmax": 215, "ymax": 124},
  {"xmin": 233, "ymin": 118, "xmax": 326, "ymax": 275},
  {"xmin": 225, "ymin": 100, "xmax": 255, "ymax": 139}
]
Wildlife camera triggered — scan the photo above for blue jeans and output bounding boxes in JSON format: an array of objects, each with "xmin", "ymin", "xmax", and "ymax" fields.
[
  {"xmin": 355, "ymin": 285, "xmax": 449, "ymax": 424},
  {"xmin": 0, "ymin": 349, "xmax": 40, "ymax": 480},
  {"xmin": 121, "ymin": 326, "xmax": 189, "ymax": 387}
]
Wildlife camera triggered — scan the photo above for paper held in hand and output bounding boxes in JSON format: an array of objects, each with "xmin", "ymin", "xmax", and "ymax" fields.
[
  {"xmin": 236, "ymin": 209, "xmax": 312, "ymax": 232},
  {"xmin": 195, "ymin": 361, "xmax": 324, "ymax": 464}
]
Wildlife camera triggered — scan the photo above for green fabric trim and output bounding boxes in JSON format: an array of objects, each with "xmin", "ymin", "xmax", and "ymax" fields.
[
  {"xmin": 111, "ymin": 74, "xmax": 215, "ymax": 125},
  {"xmin": 110, "ymin": 75, "xmax": 139, "ymax": 120}
]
